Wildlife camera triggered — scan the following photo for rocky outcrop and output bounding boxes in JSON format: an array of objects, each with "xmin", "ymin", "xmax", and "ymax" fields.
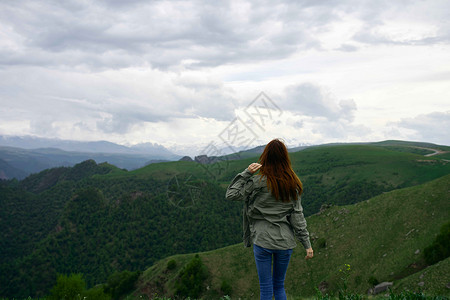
[
  {"xmin": 368, "ymin": 282, "xmax": 393, "ymax": 295},
  {"xmin": 194, "ymin": 155, "xmax": 222, "ymax": 164},
  {"xmin": 194, "ymin": 155, "xmax": 210, "ymax": 164},
  {"xmin": 179, "ymin": 156, "xmax": 193, "ymax": 162}
]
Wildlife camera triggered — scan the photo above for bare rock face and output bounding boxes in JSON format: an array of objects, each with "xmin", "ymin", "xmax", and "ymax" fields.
[
  {"xmin": 319, "ymin": 203, "xmax": 332, "ymax": 213},
  {"xmin": 195, "ymin": 154, "xmax": 222, "ymax": 164},
  {"xmin": 372, "ymin": 282, "xmax": 393, "ymax": 295},
  {"xmin": 194, "ymin": 155, "xmax": 209, "ymax": 164},
  {"xmin": 179, "ymin": 156, "xmax": 193, "ymax": 162}
]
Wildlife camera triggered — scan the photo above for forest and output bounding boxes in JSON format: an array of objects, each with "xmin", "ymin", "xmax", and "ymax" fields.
[{"xmin": 0, "ymin": 142, "xmax": 449, "ymax": 298}]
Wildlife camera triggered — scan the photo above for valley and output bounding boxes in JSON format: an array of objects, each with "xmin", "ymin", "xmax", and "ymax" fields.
[{"xmin": 0, "ymin": 140, "xmax": 449, "ymax": 298}]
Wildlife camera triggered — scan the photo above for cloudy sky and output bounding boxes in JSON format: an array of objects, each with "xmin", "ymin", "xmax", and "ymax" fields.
[{"xmin": 1, "ymin": 0, "xmax": 449, "ymax": 155}]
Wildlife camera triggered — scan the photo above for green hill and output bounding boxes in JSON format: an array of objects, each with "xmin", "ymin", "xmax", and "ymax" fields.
[
  {"xmin": 392, "ymin": 256, "xmax": 450, "ymax": 296},
  {"xmin": 0, "ymin": 162, "xmax": 243, "ymax": 298},
  {"xmin": 1, "ymin": 141, "xmax": 449, "ymax": 298},
  {"xmin": 131, "ymin": 143, "xmax": 450, "ymax": 215},
  {"xmin": 132, "ymin": 174, "xmax": 450, "ymax": 299},
  {"xmin": 0, "ymin": 144, "xmax": 179, "ymax": 179}
]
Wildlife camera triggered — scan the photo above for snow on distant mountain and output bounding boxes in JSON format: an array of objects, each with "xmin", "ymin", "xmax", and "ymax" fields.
[{"xmin": 0, "ymin": 135, "xmax": 179, "ymax": 159}]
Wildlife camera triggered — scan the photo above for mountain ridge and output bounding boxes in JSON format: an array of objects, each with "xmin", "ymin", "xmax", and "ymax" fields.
[
  {"xmin": 1, "ymin": 138, "xmax": 449, "ymax": 180},
  {"xmin": 0, "ymin": 145, "xmax": 179, "ymax": 179}
]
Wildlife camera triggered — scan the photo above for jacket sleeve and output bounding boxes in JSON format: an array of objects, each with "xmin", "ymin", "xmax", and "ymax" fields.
[
  {"xmin": 289, "ymin": 197, "xmax": 312, "ymax": 249},
  {"xmin": 225, "ymin": 169, "xmax": 254, "ymax": 201}
]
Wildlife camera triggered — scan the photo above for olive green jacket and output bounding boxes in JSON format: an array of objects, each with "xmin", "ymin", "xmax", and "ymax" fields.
[{"xmin": 225, "ymin": 168, "xmax": 311, "ymax": 250}]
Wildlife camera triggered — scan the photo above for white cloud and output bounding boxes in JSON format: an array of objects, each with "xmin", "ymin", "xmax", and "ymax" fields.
[
  {"xmin": 1, "ymin": 0, "xmax": 450, "ymax": 152},
  {"xmin": 0, "ymin": 66, "xmax": 237, "ymax": 137},
  {"xmin": 7, "ymin": 0, "xmax": 450, "ymax": 70},
  {"xmin": 394, "ymin": 111, "xmax": 450, "ymax": 145},
  {"xmin": 284, "ymin": 83, "xmax": 357, "ymax": 121}
]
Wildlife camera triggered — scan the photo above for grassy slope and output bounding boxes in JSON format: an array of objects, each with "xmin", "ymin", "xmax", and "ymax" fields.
[
  {"xmin": 290, "ymin": 144, "xmax": 449, "ymax": 186},
  {"xmin": 105, "ymin": 144, "xmax": 450, "ymax": 203},
  {"xmin": 137, "ymin": 144, "xmax": 450, "ymax": 185},
  {"xmin": 392, "ymin": 256, "xmax": 450, "ymax": 296},
  {"xmin": 435, "ymin": 152, "xmax": 450, "ymax": 160},
  {"xmin": 133, "ymin": 174, "xmax": 450, "ymax": 299},
  {"xmin": 373, "ymin": 140, "xmax": 450, "ymax": 151},
  {"xmin": 3, "ymin": 142, "xmax": 450, "ymax": 298}
]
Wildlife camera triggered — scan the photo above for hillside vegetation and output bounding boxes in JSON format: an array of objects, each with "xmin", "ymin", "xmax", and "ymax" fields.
[
  {"xmin": 133, "ymin": 143, "xmax": 450, "ymax": 215},
  {"xmin": 0, "ymin": 166, "xmax": 242, "ymax": 298},
  {"xmin": 0, "ymin": 145, "xmax": 176, "ymax": 179},
  {"xmin": 133, "ymin": 174, "xmax": 450, "ymax": 299},
  {"xmin": 0, "ymin": 141, "xmax": 449, "ymax": 298}
]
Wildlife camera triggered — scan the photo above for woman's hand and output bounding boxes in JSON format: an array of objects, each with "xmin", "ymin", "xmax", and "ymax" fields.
[
  {"xmin": 247, "ymin": 163, "xmax": 262, "ymax": 174},
  {"xmin": 305, "ymin": 247, "xmax": 314, "ymax": 260}
]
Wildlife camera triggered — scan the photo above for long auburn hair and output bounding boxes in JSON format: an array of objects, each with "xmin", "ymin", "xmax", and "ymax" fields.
[{"xmin": 257, "ymin": 139, "xmax": 303, "ymax": 202}]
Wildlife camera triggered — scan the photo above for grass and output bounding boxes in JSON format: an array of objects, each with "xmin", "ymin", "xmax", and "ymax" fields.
[
  {"xmin": 98, "ymin": 144, "xmax": 450, "ymax": 200},
  {"xmin": 130, "ymin": 174, "xmax": 450, "ymax": 299},
  {"xmin": 3, "ymin": 141, "xmax": 450, "ymax": 300},
  {"xmin": 434, "ymin": 153, "xmax": 450, "ymax": 160},
  {"xmin": 392, "ymin": 256, "xmax": 450, "ymax": 296}
]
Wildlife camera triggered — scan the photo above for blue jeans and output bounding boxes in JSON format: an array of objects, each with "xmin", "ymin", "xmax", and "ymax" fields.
[{"xmin": 253, "ymin": 244, "xmax": 293, "ymax": 300}]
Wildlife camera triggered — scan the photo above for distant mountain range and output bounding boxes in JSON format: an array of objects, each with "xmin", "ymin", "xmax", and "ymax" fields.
[
  {"xmin": 0, "ymin": 135, "xmax": 183, "ymax": 179},
  {"xmin": 1, "ymin": 136, "xmax": 448, "ymax": 180},
  {"xmin": 0, "ymin": 135, "xmax": 177, "ymax": 156},
  {"xmin": 0, "ymin": 135, "xmax": 315, "ymax": 180}
]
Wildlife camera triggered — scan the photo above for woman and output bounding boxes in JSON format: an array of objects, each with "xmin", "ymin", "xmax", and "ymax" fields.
[{"xmin": 226, "ymin": 139, "xmax": 313, "ymax": 300}]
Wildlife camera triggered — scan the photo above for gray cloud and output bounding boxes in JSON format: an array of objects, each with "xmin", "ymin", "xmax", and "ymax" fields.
[
  {"xmin": 336, "ymin": 44, "xmax": 359, "ymax": 52},
  {"xmin": 1, "ymin": 0, "xmax": 449, "ymax": 146},
  {"xmin": 171, "ymin": 75, "xmax": 236, "ymax": 121},
  {"xmin": 395, "ymin": 111, "xmax": 450, "ymax": 145},
  {"xmin": 351, "ymin": 1, "xmax": 450, "ymax": 46},
  {"xmin": 95, "ymin": 103, "xmax": 173, "ymax": 134},
  {"xmin": 284, "ymin": 83, "xmax": 357, "ymax": 121},
  {"xmin": 7, "ymin": 0, "xmax": 444, "ymax": 69},
  {"xmin": 30, "ymin": 118, "xmax": 58, "ymax": 136},
  {"xmin": 311, "ymin": 118, "xmax": 372, "ymax": 141},
  {"xmin": 0, "ymin": 64, "xmax": 237, "ymax": 136}
]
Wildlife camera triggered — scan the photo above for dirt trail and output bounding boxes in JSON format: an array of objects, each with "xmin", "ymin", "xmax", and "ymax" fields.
[{"xmin": 410, "ymin": 146, "xmax": 448, "ymax": 157}]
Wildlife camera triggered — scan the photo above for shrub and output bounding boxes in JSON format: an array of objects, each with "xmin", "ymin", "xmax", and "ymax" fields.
[
  {"xmin": 167, "ymin": 259, "xmax": 177, "ymax": 270},
  {"xmin": 316, "ymin": 237, "xmax": 327, "ymax": 249},
  {"xmin": 49, "ymin": 273, "xmax": 85, "ymax": 300},
  {"xmin": 175, "ymin": 254, "xmax": 208, "ymax": 299},
  {"xmin": 104, "ymin": 270, "xmax": 141, "ymax": 300},
  {"xmin": 82, "ymin": 285, "xmax": 110, "ymax": 300},
  {"xmin": 424, "ymin": 221, "xmax": 450, "ymax": 265},
  {"xmin": 315, "ymin": 287, "xmax": 332, "ymax": 300},
  {"xmin": 220, "ymin": 279, "xmax": 233, "ymax": 296},
  {"xmin": 367, "ymin": 275, "xmax": 379, "ymax": 286}
]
